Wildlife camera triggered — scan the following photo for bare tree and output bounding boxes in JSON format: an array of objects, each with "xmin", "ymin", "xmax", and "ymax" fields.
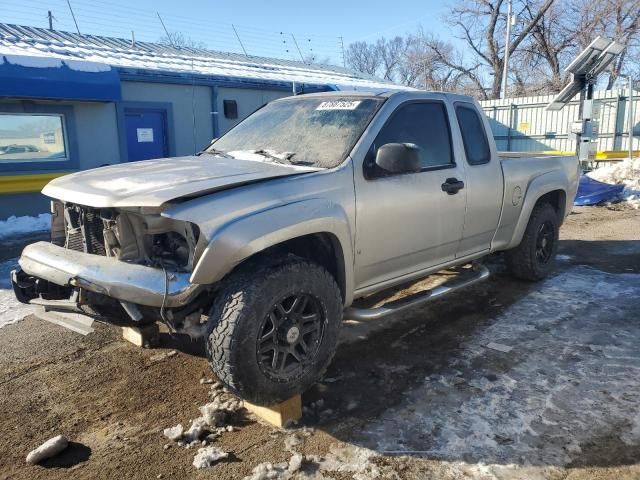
[
  {"xmin": 158, "ymin": 32, "xmax": 207, "ymax": 50},
  {"xmin": 345, "ymin": 0, "xmax": 638, "ymax": 99},
  {"xmin": 303, "ymin": 53, "xmax": 331, "ymax": 65},
  {"xmin": 345, "ymin": 41, "xmax": 382, "ymax": 76},
  {"xmin": 520, "ymin": 0, "xmax": 640, "ymax": 92},
  {"xmin": 346, "ymin": 32, "xmax": 468, "ymax": 92},
  {"xmin": 582, "ymin": 0, "xmax": 640, "ymax": 88},
  {"xmin": 442, "ymin": 0, "xmax": 555, "ymax": 98},
  {"xmin": 376, "ymin": 37, "xmax": 409, "ymax": 81}
]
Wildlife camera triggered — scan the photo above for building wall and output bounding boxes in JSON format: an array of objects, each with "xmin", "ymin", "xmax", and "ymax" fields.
[
  {"xmin": 121, "ymin": 81, "xmax": 214, "ymax": 155},
  {"xmin": 74, "ymin": 102, "xmax": 119, "ymax": 168},
  {"xmin": 216, "ymin": 87, "xmax": 290, "ymax": 134}
]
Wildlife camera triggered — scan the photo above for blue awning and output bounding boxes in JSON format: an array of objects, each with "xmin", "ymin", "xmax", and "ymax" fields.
[{"xmin": 0, "ymin": 55, "xmax": 121, "ymax": 102}]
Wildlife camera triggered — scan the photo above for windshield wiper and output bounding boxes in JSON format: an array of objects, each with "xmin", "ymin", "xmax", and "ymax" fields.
[
  {"xmin": 288, "ymin": 159, "xmax": 315, "ymax": 166},
  {"xmin": 200, "ymin": 148, "xmax": 234, "ymax": 159},
  {"xmin": 253, "ymin": 149, "xmax": 307, "ymax": 166}
]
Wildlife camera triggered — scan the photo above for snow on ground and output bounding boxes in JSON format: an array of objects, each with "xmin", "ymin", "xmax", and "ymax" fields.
[
  {"xmin": 355, "ymin": 266, "xmax": 640, "ymax": 474},
  {"xmin": 0, "ymin": 214, "xmax": 51, "ymax": 328},
  {"xmin": 0, "ymin": 213, "xmax": 50, "ymax": 239},
  {"xmin": 588, "ymin": 157, "xmax": 640, "ymax": 208},
  {"xmin": 0, "ymin": 258, "xmax": 34, "ymax": 328}
]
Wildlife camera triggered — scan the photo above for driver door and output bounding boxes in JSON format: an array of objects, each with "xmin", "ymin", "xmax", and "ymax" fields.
[{"xmin": 353, "ymin": 100, "xmax": 467, "ymax": 291}]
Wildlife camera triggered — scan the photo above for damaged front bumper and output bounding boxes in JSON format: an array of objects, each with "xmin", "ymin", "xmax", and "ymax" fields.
[{"xmin": 14, "ymin": 241, "xmax": 202, "ymax": 308}]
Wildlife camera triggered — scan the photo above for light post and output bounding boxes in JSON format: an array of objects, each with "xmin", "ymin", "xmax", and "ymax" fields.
[
  {"xmin": 500, "ymin": 0, "xmax": 513, "ymax": 99},
  {"xmin": 627, "ymin": 76, "xmax": 635, "ymax": 160}
]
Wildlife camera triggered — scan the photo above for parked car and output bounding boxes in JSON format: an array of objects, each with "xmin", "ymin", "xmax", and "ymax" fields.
[
  {"xmin": 0, "ymin": 144, "xmax": 40, "ymax": 155},
  {"xmin": 12, "ymin": 91, "xmax": 579, "ymax": 405}
]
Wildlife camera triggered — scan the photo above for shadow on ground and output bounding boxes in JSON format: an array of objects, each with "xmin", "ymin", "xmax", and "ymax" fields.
[
  {"xmin": 299, "ymin": 244, "xmax": 640, "ymax": 469},
  {"xmin": 40, "ymin": 442, "xmax": 91, "ymax": 469}
]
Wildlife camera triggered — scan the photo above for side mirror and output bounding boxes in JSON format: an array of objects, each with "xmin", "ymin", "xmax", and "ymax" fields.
[{"xmin": 375, "ymin": 143, "xmax": 421, "ymax": 174}]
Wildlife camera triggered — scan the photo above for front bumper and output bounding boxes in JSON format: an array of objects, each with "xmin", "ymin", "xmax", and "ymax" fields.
[{"xmin": 17, "ymin": 241, "xmax": 201, "ymax": 308}]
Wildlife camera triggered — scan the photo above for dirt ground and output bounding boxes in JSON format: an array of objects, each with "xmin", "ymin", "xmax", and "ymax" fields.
[{"xmin": 0, "ymin": 205, "xmax": 639, "ymax": 480}]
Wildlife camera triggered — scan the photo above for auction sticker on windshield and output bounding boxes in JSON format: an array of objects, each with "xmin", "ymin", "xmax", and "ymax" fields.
[{"xmin": 316, "ymin": 101, "xmax": 362, "ymax": 111}]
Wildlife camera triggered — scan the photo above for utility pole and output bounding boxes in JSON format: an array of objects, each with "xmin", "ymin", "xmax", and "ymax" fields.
[
  {"xmin": 338, "ymin": 36, "xmax": 345, "ymax": 67},
  {"xmin": 424, "ymin": 60, "xmax": 428, "ymax": 91},
  {"xmin": 500, "ymin": 0, "xmax": 513, "ymax": 99},
  {"xmin": 628, "ymin": 76, "xmax": 635, "ymax": 160},
  {"xmin": 47, "ymin": 10, "xmax": 54, "ymax": 30}
]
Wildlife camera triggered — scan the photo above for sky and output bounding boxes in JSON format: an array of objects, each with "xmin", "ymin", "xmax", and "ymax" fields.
[{"xmin": 1, "ymin": 0, "xmax": 454, "ymax": 65}]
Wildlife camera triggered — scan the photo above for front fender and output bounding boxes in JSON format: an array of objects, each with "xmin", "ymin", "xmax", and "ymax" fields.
[{"xmin": 188, "ymin": 199, "xmax": 355, "ymax": 304}]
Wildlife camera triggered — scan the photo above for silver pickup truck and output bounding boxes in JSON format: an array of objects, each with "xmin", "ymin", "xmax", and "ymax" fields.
[{"xmin": 12, "ymin": 91, "xmax": 579, "ymax": 405}]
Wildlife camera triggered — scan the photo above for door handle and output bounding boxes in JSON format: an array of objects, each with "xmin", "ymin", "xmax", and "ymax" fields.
[{"xmin": 441, "ymin": 178, "xmax": 465, "ymax": 195}]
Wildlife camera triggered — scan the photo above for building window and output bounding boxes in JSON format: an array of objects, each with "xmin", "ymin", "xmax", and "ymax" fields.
[
  {"xmin": 0, "ymin": 113, "xmax": 68, "ymax": 163},
  {"xmin": 223, "ymin": 100, "xmax": 238, "ymax": 119}
]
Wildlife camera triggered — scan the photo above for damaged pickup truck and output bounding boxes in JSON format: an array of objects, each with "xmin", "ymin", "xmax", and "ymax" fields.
[{"xmin": 12, "ymin": 91, "xmax": 579, "ymax": 405}]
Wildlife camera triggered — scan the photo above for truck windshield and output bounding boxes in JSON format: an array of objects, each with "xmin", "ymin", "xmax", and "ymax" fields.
[{"xmin": 208, "ymin": 96, "xmax": 385, "ymax": 169}]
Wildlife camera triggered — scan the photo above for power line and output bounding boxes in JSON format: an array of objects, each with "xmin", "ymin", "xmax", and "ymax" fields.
[
  {"xmin": 65, "ymin": 0, "xmax": 80, "ymax": 34},
  {"xmin": 231, "ymin": 24, "xmax": 248, "ymax": 56},
  {"xmin": 156, "ymin": 12, "xmax": 174, "ymax": 47},
  {"xmin": 2, "ymin": 2, "xmax": 344, "ymax": 65}
]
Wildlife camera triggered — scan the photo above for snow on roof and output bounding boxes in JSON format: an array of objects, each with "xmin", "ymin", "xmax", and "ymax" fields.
[{"xmin": 0, "ymin": 23, "xmax": 403, "ymax": 91}]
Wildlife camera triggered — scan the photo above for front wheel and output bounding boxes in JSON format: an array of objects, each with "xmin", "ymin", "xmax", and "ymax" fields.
[
  {"xmin": 205, "ymin": 254, "xmax": 343, "ymax": 405},
  {"xmin": 505, "ymin": 202, "xmax": 559, "ymax": 282}
]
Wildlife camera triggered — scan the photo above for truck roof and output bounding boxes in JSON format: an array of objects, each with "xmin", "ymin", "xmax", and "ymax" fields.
[{"xmin": 285, "ymin": 89, "xmax": 478, "ymax": 104}]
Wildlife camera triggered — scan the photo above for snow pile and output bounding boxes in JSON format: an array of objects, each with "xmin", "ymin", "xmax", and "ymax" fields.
[
  {"xmin": 162, "ymin": 425, "xmax": 184, "ymax": 441},
  {"xmin": 0, "ymin": 258, "xmax": 34, "ymax": 328},
  {"xmin": 243, "ymin": 445, "xmax": 396, "ymax": 480},
  {"xmin": 163, "ymin": 381, "xmax": 244, "ymax": 468},
  {"xmin": 26, "ymin": 435, "xmax": 68, "ymax": 464},
  {"xmin": 192, "ymin": 446, "xmax": 228, "ymax": 469},
  {"xmin": 243, "ymin": 454, "xmax": 303, "ymax": 480},
  {"xmin": 315, "ymin": 445, "xmax": 388, "ymax": 479},
  {"xmin": 587, "ymin": 157, "xmax": 640, "ymax": 208},
  {"xmin": 0, "ymin": 213, "xmax": 50, "ymax": 239},
  {"xmin": 165, "ymin": 382, "xmax": 243, "ymax": 445}
]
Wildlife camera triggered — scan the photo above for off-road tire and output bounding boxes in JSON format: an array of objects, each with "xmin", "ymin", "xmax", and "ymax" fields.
[
  {"xmin": 205, "ymin": 254, "xmax": 343, "ymax": 405},
  {"xmin": 505, "ymin": 202, "xmax": 559, "ymax": 281}
]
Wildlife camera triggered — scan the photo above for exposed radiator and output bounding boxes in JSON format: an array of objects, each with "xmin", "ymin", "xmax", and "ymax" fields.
[{"xmin": 64, "ymin": 205, "xmax": 106, "ymax": 256}]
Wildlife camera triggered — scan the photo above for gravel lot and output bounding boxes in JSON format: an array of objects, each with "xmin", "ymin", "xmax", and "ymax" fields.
[{"xmin": 0, "ymin": 205, "xmax": 638, "ymax": 480}]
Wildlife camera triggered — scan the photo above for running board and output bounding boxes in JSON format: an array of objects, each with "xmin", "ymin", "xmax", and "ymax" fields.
[{"xmin": 343, "ymin": 264, "xmax": 490, "ymax": 321}]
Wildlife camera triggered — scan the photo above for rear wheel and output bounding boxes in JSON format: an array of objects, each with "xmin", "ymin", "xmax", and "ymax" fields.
[
  {"xmin": 205, "ymin": 254, "xmax": 342, "ymax": 405},
  {"xmin": 505, "ymin": 202, "xmax": 559, "ymax": 281}
]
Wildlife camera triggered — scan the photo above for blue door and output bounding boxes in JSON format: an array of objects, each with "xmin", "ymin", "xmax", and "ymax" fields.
[{"xmin": 124, "ymin": 109, "xmax": 168, "ymax": 161}]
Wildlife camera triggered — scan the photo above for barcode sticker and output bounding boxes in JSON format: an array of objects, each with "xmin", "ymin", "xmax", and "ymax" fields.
[{"xmin": 316, "ymin": 101, "xmax": 362, "ymax": 111}]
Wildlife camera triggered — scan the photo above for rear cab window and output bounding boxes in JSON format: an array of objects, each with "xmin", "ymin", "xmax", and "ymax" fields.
[{"xmin": 455, "ymin": 104, "xmax": 491, "ymax": 166}]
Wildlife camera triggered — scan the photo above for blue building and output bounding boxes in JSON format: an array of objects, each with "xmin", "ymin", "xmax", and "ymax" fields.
[{"xmin": 0, "ymin": 23, "xmax": 396, "ymax": 219}]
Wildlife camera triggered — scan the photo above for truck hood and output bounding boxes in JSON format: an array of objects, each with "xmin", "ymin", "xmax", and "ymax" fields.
[{"xmin": 42, "ymin": 155, "xmax": 321, "ymax": 208}]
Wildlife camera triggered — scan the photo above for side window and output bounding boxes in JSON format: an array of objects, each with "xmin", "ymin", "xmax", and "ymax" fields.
[
  {"xmin": 455, "ymin": 104, "xmax": 491, "ymax": 165},
  {"xmin": 369, "ymin": 102, "xmax": 453, "ymax": 175}
]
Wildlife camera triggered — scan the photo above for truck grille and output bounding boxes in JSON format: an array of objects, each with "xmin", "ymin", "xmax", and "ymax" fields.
[{"xmin": 64, "ymin": 206, "xmax": 107, "ymax": 256}]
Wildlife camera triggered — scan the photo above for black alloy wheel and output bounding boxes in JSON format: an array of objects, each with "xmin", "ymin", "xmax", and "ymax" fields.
[{"xmin": 257, "ymin": 292, "xmax": 326, "ymax": 382}]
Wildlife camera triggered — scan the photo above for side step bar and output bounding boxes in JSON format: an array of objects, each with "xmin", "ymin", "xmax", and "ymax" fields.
[{"xmin": 343, "ymin": 264, "xmax": 490, "ymax": 321}]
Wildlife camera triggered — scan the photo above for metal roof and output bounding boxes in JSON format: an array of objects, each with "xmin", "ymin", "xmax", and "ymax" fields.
[{"xmin": 0, "ymin": 23, "xmax": 401, "ymax": 91}]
